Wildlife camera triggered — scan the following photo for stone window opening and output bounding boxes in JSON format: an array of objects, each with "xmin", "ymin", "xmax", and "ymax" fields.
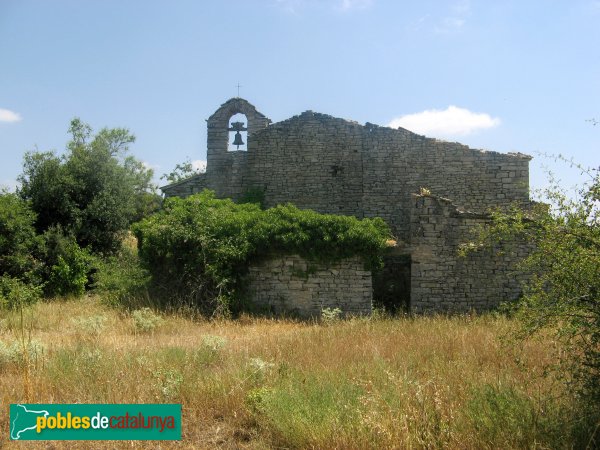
[{"xmin": 228, "ymin": 113, "xmax": 248, "ymax": 152}]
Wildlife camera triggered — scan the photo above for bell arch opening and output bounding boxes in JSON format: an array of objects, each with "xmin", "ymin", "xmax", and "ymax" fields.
[{"xmin": 228, "ymin": 113, "xmax": 248, "ymax": 152}]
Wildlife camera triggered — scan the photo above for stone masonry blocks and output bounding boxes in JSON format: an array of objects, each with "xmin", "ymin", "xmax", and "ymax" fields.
[
  {"xmin": 246, "ymin": 255, "xmax": 372, "ymax": 318},
  {"xmin": 161, "ymin": 98, "xmax": 533, "ymax": 315}
]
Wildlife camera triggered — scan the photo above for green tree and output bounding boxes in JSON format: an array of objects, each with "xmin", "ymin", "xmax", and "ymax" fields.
[
  {"xmin": 0, "ymin": 191, "xmax": 41, "ymax": 281},
  {"xmin": 18, "ymin": 118, "xmax": 159, "ymax": 254},
  {"xmin": 39, "ymin": 226, "xmax": 92, "ymax": 297},
  {"xmin": 160, "ymin": 158, "xmax": 204, "ymax": 184},
  {"xmin": 0, "ymin": 192, "xmax": 44, "ymax": 307},
  {"xmin": 472, "ymin": 163, "xmax": 600, "ymax": 424},
  {"xmin": 0, "ymin": 191, "xmax": 96, "ymax": 301}
]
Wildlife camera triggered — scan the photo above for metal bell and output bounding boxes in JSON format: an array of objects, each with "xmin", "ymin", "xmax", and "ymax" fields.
[{"xmin": 232, "ymin": 131, "xmax": 245, "ymax": 148}]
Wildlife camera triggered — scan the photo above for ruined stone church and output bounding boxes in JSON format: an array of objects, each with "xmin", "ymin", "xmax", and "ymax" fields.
[{"xmin": 161, "ymin": 98, "xmax": 531, "ymax": 315}]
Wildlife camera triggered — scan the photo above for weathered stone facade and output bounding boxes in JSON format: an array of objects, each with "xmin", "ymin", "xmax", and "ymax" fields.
[
  {"xmin": 162, "ymin": 98, "xmax": 532, "ymax": 314},
  {"xmin": 410, "ymin": 194, "xmax": 531, "ymax": 313},
  {"xmin": 246, "ymin": 255, "xmax": 372, "ymax": 318}
]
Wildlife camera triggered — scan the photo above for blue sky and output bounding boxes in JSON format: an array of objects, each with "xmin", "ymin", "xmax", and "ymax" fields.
[{"xmin": 1, "ymin": 0, "xmax": 598, "ymax": 196}]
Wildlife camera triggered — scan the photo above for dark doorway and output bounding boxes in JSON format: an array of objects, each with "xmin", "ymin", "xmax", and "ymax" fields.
[{"xmin": 373, "ymin": 254, "xmax": 411, "ymax": 314}]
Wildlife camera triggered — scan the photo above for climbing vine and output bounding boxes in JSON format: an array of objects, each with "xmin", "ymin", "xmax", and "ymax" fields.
[{"xmin": 133, "ymin": 190, "xmax": 390, "ymax": 315}]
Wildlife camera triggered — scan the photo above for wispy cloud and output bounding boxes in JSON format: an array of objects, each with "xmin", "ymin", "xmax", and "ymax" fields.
[
  {"xmin": 434, "ymin": 0, "xmax": 470, "ymax": 33},
  {"xmin": 0, "ymin": 108, "xmax": 22, "ymax": 123},
  {"xmin": 388, "ymin": 106, "xmax": 500, "ymax": 137}
]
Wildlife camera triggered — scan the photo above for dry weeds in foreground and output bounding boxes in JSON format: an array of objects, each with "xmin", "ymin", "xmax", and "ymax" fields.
[{"xmin": 0, "ymin": 297, "xmax": 575, "ymax": 449}]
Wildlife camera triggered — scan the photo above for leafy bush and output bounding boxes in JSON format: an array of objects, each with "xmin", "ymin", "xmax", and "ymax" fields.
[
  {"xmin": 201, "ymin": 334, "xmax": 227, "ymax": 353},
  {"xmin": 320, "ymin": 307, "xmax": 343, "ymax": 324},
  {"xmin": 246, "ymin": 386, "xmax": 274, "ymax": 413},
  {"xmin": 0, "ymin": 276, "xmax": 42, "ymax": 309},
  {"xmin": 18, "ymin": 118, "xmax": 158, "ymax": 254},
  {"xmin": 0, "ymin": 191, "xmax": 98, "ymax": 300},
  {"xmin": 0, "ymin": 338, "xmax": 45, "ymax": 369},
  {"xmin": 469, "ymin": 162, "xmax": 600, "ymax": 429},
  {"xmin": 160, "ymin": 158, "xmax": 205, "ymax": 184},
  {"xmin": 133, "ymin": 190, "xmax": 390, "ymax": 315},
  {"xmin": 0, "ymin": 192, "xmax": 42, "ymax": 282},
  {"xmin": 93, "ymin": 245, "xmax": 150, "ymax": 308},
  {"xmin": 39, "ymin": 227, "xmax": 93, "ymax": 297},
  {"xmin": 131, "ymin": 307, "xmax": 163, "ymax": 333},
  {"xmin": 72, "ymin": 315, "xmax": 108, "ymax": 335},
  {"xmin": 248, "ymin": 357, "xmax": 275, "ymax": 383},
  {"xmin": 186, "ymin": 335, "xmax": 228, "ymax": 366},
  {"xmin": 238, "ymin": 187, "xmax": 266, "ymax": 208}
]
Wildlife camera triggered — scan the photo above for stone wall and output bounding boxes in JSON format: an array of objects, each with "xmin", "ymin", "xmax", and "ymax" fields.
[
  {"xmin": 245, "ymin": 112, "xmax": 530, "ymax": 241},
  {"xmin": 163, "ymin": 99, "xmax": 531, "ymax": 243},
  {"xmin": 205, "ymin": 98, "xmax": 271, "ymax": 200},
  {"xmin": 160, "ymin": 98, "xmax": 534, "ymax": 315},
  {"xmin": 410, "ymin": 194, "xmax": 531, "ymax": 313},
  {"xmin": 246, "ymin": 255, "xmax": 372, "ymax": 318}
]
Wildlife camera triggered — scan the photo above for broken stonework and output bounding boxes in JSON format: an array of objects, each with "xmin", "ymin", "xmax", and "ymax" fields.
[{"xmin": 162, "ymin": 98, "xmax": 533, "ymax": 314}]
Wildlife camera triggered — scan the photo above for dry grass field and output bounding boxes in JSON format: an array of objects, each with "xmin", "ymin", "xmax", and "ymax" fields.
[{"xmin": 0, "ymin": 297, "xmax": 583, "ymax": 449}]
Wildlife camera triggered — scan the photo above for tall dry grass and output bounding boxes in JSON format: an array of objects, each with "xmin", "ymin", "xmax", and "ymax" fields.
[{"xmin": 0, "ymin": 297, "xmax": 584, "ymax": 449}]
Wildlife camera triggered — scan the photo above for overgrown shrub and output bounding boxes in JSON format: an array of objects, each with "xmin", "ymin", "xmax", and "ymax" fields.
[
  {"xmin": 93, "ymin": 245, "xmax": 150, "ymax": 308},
  {"xmin": 321, "ymin": 307, "xmax": 342, "ymax": 324},
  {"xmin": 72, "ymin": 315, "xmax": 108, "ymax": 335},
  {"xmin": 18, "ymin": 118, "xmax": 158, "ymax": 254},
  {"xmin": 0, "ymin": 276, "xmax": 42, "ymax": 309},
  {"xmin": 468, "ymin": 162, "xmax": 600, "ymax": 435},
  {"xmin": 188, "ymin": 335, "xmax": 228, "ymax": 366},
  {"xmin": 133, "ymin": 190, "xmax": 390, "ymax": 316},
  {"xmin": 238, "ymin": 187, "xmax": 266, "ymax": 208},
  {"xmin": 0, "ymin": 192, "xmax": 42, "ymax": 283},
  {"xmin": 0, "ymin": 338, "xmax": 45, "ymax": 369},
  {"xmin": 201, "ymin": 334, "xmax": 227, "ymax": 353},
  {"xmin": 0, "ymin": 192, "xmax": 98, "ymax": 301},
  {"xmin": 39, "ymin": 227, "xmax": 93, "ymax": 297},
  {"xmin": 131, "ymin": 307, "xmax": 163, "ymax": 333}
]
